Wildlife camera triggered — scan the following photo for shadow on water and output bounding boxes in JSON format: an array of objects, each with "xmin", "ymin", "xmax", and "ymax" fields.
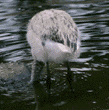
[{"xmin": 0, "ymin": 0, "xmax": 109, "ymax": 110}]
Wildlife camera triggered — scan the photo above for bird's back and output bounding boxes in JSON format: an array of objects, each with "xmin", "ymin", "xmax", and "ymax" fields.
[{"xmin": 27, "ymin": 9, "xmax": 80, "ymax": 63}]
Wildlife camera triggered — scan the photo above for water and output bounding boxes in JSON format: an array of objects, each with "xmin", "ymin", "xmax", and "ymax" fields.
[{"xmin": 0, "ymin": 0, "xmax": 109, "ymax": 109}]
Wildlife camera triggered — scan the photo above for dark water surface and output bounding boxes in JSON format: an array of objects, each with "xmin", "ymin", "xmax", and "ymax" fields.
[{"xmin": 0, "ymin": 0, "xmax": 109, "ymax": 110}]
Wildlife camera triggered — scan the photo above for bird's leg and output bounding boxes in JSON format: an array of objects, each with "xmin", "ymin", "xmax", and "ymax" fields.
[
  {"xmin": 66, "ymin": 62, "xmax": 73, "ymax": 92},
  {"xmin": 46, "ymin": 61, "xmax": 51, "ymax": 99}
]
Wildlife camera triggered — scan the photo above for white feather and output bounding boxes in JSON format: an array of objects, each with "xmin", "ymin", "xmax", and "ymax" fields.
[{"xmin": 26, "ymin": 9, "xmax": 80, "ymax": 63}]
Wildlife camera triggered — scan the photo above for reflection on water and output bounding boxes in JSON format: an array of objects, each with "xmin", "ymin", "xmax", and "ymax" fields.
[{"xmin": 0, "ymin": 0, "xmax": 109, "ymax": 110}]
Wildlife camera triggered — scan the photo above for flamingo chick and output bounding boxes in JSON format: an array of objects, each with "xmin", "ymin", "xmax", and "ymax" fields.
[{"xmin": 26, "ymin": 9, "xmax": 80, "ymax": 102}]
